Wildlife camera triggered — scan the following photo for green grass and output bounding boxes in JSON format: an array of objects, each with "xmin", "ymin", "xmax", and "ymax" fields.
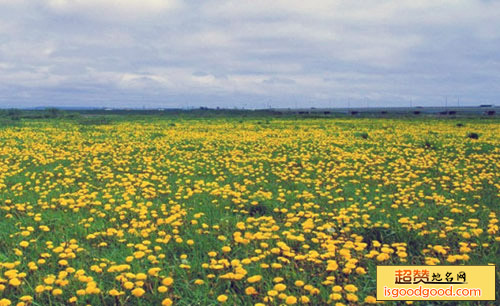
[{"xmin": 0, "ymin": 116, "xmax": 498, "ymax": 305}]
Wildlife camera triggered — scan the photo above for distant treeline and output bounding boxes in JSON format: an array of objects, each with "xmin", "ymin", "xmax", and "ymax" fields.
[{"xmin": 0, "ymin": 106, "xmax": 498, "ymax": 127}]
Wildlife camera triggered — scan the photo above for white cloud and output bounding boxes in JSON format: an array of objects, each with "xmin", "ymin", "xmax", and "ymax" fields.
[
  {"xmin": 0, "ymin": 0, "xmax": 499, "ymax": 107},
  {"xmin": 119, "ymin": 72, "xmax": 170, "ymax": 88},
  {"xmin": 44, "ymin": 0, "xmax": 180, "ymax": 20}
]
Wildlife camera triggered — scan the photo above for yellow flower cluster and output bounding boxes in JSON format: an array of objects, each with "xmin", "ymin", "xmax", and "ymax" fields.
[{"xmin": 0, "ymin": 118, "xmax": 498, "ymax": 304}]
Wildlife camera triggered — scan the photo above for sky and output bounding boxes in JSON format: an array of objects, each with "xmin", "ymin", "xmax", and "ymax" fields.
[{"xmin": 0, "ymin": 0, "xmax": 499, "ymax": 109}]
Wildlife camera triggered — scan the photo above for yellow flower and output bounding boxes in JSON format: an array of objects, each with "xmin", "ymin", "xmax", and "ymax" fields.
[
  {"xmin": 245, "ymin": 286, "xmax": 257, "ymax": 295},
  {"xmin": 376, "ymin": 253, "xmax": 390, "ymax": 261},
  {"xmin": 148, "ymin": 267, "xmax": 161, "ymax": 276},
  {"xmin": 344, "ymin": 284, "xmax": 358, "ymax": 292},
  {"xmin": 273, "ymin": 277, "xmax": 284, "ymax": 283},
  {"xmin": 194, "ymin": 279, "xmax": 204, "ymax": 285},
  {"xmin": 162, "ymin": 298, "xmax": 173, "ymax": 306},
  {"xmin": 44, "ymin": 276, "xmax": 55, "ymax": 285},
  {"xmin": 364, "ymin": 296, "xmax": 377, "ymax": 304},
  {"xmin": 131, "ymin": 287, "xmax": 145, "ymax": 297},
  {"xmin": 247, "ymin": 275, "xmax": 262, "ymax": 283},
  {"xmin": 217, "ymin": 295, "xmax": 228, "ymax": 303},
  {"xmin": 123, "ymin": 281, "xmax": 134, "ymax": 290},
  {"xmin": 285, "ymin": 296, "xmax": 297, "ymax": 305},
  {"xmin": 134, "ymin": 251, "xmax": 145, "ymax": 259},
  {"xmin": 158, "ymin": 286, "xmax": 168, "ymax": 293},
  {"xmin": 8, "ymin": 278, "xmax": 21, "ymax": 287},
  {"xmin": 346, "ymin": 293, "xmax": 358, "ymax": 302},
  {"xmin": 330, "ymin": 293, "xmax": 342, "ymax": 300},
  {"xmin": 162, "ymin": 277, "xmax": 174, "ymax": 286},
  {"xmin": 274, "ymin": 283, "xmax": 286, "ymax": 291},
  {"xmin": 0, "ymin": 299, "xmax": 11, "ymax": 306},
  {"xmin": 19, "ymin": 241, "xmax": 29, "ymax": 248},
  {"xmin": 52, "ymin": 288, "xmax": 63, "ymax": 296}
]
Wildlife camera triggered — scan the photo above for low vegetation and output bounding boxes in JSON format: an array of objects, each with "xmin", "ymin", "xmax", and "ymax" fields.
[{"xmin": 0, "ymin": 115, "xmax": 498, "ymax": 305}]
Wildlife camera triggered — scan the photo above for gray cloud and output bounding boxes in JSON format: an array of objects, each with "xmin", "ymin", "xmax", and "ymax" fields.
[{"xmin": 0, "ymin": 0, "xmax": 499, "ymax": 108}]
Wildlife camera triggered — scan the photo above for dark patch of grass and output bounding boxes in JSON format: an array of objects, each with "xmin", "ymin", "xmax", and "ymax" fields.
[
  {"xmin": 355, "ymin": 132, "xmax": 369, "ymax": 139},
  {"xmin": 149, "ymin": 132, "xmax": 165, "ymax": 140},
  {"xmin": 467, "ymin": 132, "xmax": 479, "ymax": 139},
  {"xmin": 77, "ymin": 116, "xmax": 112, "ymax": 126},
  {"xmin": 419, "ymin": 138, "xmax": 441, "ymax": 150},
  {"xmin": 248, "ymin": 205, "xmax": 271, "ymax": 217},
  {"xmin": 0, "ymin": 118, "xmax": 21, "ymax": 128}
]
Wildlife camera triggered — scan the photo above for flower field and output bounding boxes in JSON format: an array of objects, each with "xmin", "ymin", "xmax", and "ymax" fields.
[{"xmin": 0, "ymin": 117, "xmax": 498, "ymax": 305}]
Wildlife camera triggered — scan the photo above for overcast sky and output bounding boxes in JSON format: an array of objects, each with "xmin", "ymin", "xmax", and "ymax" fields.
[{"xmin": 1, "ymin": 0, "xmax": 499, "ymax": 109}]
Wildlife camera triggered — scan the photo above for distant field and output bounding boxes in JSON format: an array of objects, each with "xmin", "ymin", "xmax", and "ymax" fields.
[{"xmin": 0, "ymin": 117, "xmax": 498, "ymax": 305}]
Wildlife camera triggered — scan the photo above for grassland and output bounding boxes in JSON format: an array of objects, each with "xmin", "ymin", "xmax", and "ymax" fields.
[{"xmin": 0, "ymin": 115, "xmax": 498, "ymax": 305}]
